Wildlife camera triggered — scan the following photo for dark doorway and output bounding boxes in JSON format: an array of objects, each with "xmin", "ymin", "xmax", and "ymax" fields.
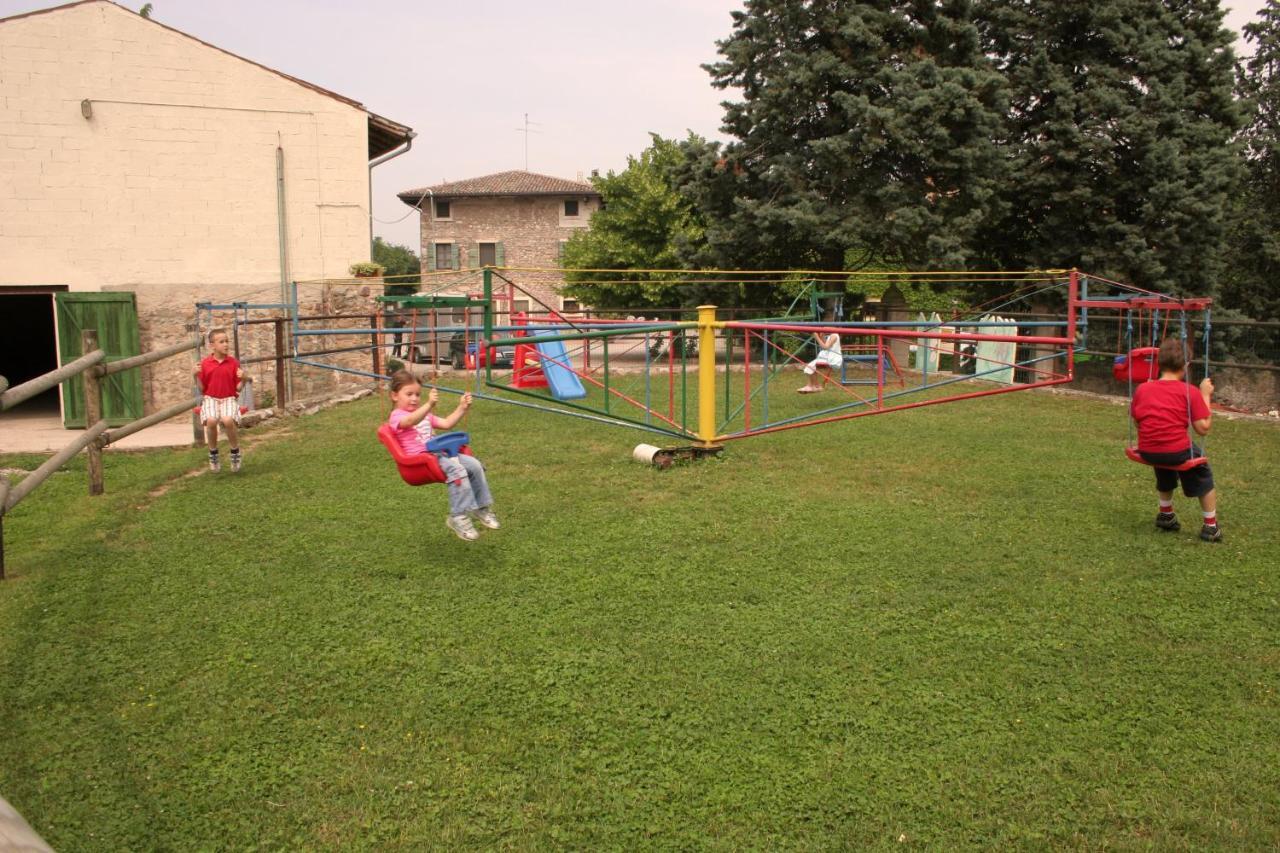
[{"xmin": 1, "ymin": 292, "xmax": 61, "ymax": 413}]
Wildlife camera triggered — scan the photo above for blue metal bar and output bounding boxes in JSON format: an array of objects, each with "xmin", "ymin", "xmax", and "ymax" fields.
[
  {"xmin": 195, "ymin": 302, "xmax": 293, "ymax": 311},
  {"xmin": 292, "ymin": 358, "xmax": 385, "ymax": 381},
  {"xmin": 1079, "ymin": 275, "xmax": 1089, "ymax": 350},
  {"xmin": 291, "ymin": 322, "xmax": 689, "ymax": 338}
]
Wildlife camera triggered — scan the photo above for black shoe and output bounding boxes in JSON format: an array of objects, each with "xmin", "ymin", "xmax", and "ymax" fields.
[
  {"xmin": 1155, "ymin": 512, "xmax": 1180, "ymax": 532},
  {"xmin": 1199, "ymin": 523, "xmax": 1222, "ymax": 543}
]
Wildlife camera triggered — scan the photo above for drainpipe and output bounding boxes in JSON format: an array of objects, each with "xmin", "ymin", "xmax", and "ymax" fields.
[
  {"xmin": 369, "ymin": 130, "xmax": 417, "ymax": 255},
  {"xmin": 276, "ymin": 141, "xmax": 294, "ymax": 402},
  {"xmin": 276, "ymin": 142, "xmax": 290, "ymax": 303}
]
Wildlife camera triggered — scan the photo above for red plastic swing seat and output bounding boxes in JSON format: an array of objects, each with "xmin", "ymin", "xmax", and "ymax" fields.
[
  {"xmin": 376, "ymin": 424, "xmax": 471, "ymax": 486},
  {"xmin": 1124, "ymin": 446, "xmax": 1207, "ymax": 472}
]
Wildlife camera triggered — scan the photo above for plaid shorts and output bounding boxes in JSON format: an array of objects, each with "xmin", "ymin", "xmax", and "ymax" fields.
[{"xmin": 200, "ymin": 395, "xmax": 241, "ymax": 424}]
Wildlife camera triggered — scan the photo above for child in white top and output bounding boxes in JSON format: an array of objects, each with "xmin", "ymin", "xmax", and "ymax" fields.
[{"xmin": 798, "ymin": 329, "xmax": 842, "ymax": 393}]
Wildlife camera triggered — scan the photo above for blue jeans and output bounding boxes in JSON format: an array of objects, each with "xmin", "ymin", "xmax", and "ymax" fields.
[{"xmin": 435, "ymin": 453, "xmax": 492, "ymax": 516}]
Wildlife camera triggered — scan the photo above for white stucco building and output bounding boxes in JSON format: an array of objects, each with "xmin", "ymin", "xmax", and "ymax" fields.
[{"xmin": 0, "ymin": 0, "xmax": 413, "ymax": 421}]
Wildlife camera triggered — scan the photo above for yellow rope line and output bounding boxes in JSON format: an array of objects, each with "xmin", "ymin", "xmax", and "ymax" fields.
[
  {"xmin": 504, "ymin": 266, "xmax": 1071, "ymax": 278},
  {"xmin": 293, "ymin": 268, "xmax": 475, "ymax": 286}
]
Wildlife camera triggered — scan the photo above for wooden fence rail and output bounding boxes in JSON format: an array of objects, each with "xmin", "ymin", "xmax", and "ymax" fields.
[
  {"xmin": 0, "ymin": 349, "xmax": 106, "ymax": 412},
  {"xmin": 0, "ymin": 331, "xmax": 200, "ymax": 579}
]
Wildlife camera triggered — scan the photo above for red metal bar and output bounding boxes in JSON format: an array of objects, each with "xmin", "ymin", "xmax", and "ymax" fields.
[
  {"xmin": 532, "ymin": 346, "xmax": 685, "ymax": 431},
  {"xmin": 724, "ymin": 376, "xmax": 1075, "ymax": 441},
  {"xmin": 1072, "ymin": 298, "xmax": 1213, "ymax": 310},
  {"xmin": 1067, "ymin": 269, "xmax": 1078, "ymax": 379},
  {"xmin": 667, "ymin": 330, "xmax": 675, "ymax": 423},
  {"xmin": 876, "ymin": 338, "xmax": 884, "ymax": 408},
  {"xmin": 721, "ymin": 321, "xmax": 1070, "ymax": 346}
]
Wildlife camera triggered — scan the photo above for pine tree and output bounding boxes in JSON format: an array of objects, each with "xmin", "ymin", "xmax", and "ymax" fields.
[
  {"xmin": 683, "ymin": 0, "xmax": 1008, "ymax": 272},
  {"xmin": 1222, "ymin": 0, "xmax": 1280, "ymax": 320},
  {"xmin": 976, "ymin": 0, "xmax": 1244, "ymax": 295}
]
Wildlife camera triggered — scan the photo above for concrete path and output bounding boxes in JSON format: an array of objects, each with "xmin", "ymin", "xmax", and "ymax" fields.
[
  {"xmin": 0, "ymin": 407, "xmax": 198, "ymax": 453},
  {"xmin": 0, "ymin": 794, "xmax": 53, "ymax": 852}
]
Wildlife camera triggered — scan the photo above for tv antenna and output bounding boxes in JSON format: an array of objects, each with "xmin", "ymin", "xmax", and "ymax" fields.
[{"xmin": 515, "ymin": 113, "xmax": 542, "ymax": 170}]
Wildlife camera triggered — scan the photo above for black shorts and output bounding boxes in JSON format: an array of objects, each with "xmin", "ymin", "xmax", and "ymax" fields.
[{"xmin": 1139, "ymin": 444, "xmax": 1214, "ymax": 498}]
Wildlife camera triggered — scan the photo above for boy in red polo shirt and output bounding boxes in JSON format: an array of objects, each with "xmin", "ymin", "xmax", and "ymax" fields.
[
  {"xmin": 194, "ymin": 328, "xmax": 244, "ymax": 472},
  {"xmin": 1130, "ymin": 337, "xmax": 1220, "ymax": 541}
]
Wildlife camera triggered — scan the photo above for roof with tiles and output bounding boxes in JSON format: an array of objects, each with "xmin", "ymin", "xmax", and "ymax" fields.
[{"xmin": 398, "ymin": 170, "xmax": 600, "ymax": 204}]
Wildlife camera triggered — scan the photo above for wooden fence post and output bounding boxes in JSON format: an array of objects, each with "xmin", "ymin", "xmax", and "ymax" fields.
[
  {"xmin": 192, "ymin": 333, "xmax": 204, "ymax": 444},
  {"xmin": 82, "ymin": 329, "xmax": 105, "ymax": 496},
  {"xmin": 274, "ymin": 319, "xmax": 287, "ymax": 406},
  {"xmin": 0, "ymin": 477, "xmax": 8, "ymax": 581}
]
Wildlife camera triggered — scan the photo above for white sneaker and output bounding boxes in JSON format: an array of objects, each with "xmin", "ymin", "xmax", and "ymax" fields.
[
  {"xmin": 230, "ymin": 451, "xmax": 242, "ymax": 473},
  {"xmin": 446, "ymin": 514, "xmax": 479, "ymax": 541},
  {"xmin": 471, "ymin": 508, "xmax": 500, "ymax": 530}
]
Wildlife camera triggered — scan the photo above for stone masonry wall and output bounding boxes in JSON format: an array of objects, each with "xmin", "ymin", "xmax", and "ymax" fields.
[
  {"xmin": 418, "ymin": 195, "xmax": 600, "ymax": 315},
  {"xmin": 132, "ymin": 280, "xmax": 379, "ymax": 412}
]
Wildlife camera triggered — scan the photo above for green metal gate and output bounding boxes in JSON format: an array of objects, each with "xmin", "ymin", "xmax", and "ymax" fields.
[{"xmin": 55, "ymin": 292, "xmax": 143, "ymax": 428}]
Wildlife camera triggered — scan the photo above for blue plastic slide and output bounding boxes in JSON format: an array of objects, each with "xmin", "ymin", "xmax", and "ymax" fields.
[{"xmin": 535, "ymin": 340, "xmax": 587, "ymax": 400}]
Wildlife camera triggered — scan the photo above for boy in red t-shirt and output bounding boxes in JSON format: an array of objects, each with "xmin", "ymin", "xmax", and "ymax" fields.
[
  {"xmin": 194, "ymin": 328, "xmax": 244, "ymax": 472},
  {"xmin": 1130, "ymin": 337, "xmax": 1220, "ymax": 541}
]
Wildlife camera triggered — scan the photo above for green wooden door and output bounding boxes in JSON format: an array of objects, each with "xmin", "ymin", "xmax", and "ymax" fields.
[{"xmin": 55, "ymin": 292, "xmax": 143, "ymax": 428}]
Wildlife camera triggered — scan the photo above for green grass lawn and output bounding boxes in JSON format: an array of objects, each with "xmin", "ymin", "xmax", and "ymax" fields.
[{"xmin": 1, "ymin": 380, "xmax": 1277, "ymax": 849}]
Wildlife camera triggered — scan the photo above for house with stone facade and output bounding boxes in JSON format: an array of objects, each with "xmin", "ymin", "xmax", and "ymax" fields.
[
  {"xmin": 0, "ymin": 0, "xmax": 412, "ymax": 426},
  {"xmin": 396, "ymin": 170, "xmax": 601, "ymax": 320}
]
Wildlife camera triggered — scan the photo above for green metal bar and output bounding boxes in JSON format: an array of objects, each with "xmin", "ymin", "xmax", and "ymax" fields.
[
  {"xmin": 489, "ymin": 322, "xmax": 690, "ymax": 349},
  {"xmin": 681, "ymin": 328, "xmax": 688, "ymax": 434},
  {"xmin": 482, "ymin": 268, "xmax": 493, "ymax": 342},
  {"xmin": 376, "ymin": 294, "xmax": 483, "ymax": 308},
  {"xmin": 723, "ymin": 324, "xmax": 732, "ymax": 427}
]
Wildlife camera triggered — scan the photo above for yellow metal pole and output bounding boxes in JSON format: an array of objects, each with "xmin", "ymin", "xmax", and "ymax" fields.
[{"xmin": 697, "ymin": 304, "xmax": 717, "ymax": 445}]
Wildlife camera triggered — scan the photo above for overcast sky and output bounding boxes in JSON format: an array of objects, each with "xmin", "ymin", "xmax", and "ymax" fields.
[{"xmin": 2, "ymin": 0, "xmax": 1272, "ymax": 249}]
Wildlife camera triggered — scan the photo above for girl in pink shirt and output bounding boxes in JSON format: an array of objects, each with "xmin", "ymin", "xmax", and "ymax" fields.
[{"xmin": 387, "ymin": 370, "xmax": 498, "ymax": 542}]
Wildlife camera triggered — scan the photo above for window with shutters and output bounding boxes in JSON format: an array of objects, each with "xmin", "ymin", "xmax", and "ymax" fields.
[{"xmin": 434, "ymin": 243, "xmax": 453, "ymax": 270}]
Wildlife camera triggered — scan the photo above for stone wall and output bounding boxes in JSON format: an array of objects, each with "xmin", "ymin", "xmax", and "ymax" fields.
[
  {"xmin": 131, "ymin": 280, "xmax": 377, "ymax": 413},
  {"xmin": 419, "ymin": 195, "xmax": 600, "ymax": 312},
  {"xmin": 1071, "ymin": 359, "xmax": 1279, "ymax": 412}
]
